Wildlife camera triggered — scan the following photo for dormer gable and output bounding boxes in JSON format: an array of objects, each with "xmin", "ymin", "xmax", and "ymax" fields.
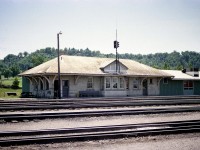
[{"xmin": 100, "ymin": 60, "xmax": 128, "ymax": 74}]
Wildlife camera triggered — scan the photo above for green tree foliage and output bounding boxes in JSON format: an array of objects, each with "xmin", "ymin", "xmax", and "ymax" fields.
[
  {"xmin": 23, "ymin": 51, "xmax": 29, "ymax": 57},
  {"xmin": 0, "ymin": 60, "xmax": 4, "ymax": 75},
  {"xmin": 1, "ymin": 48, "xmax": 200, "ymax": 77},
  {"xmin": 10, "ymin": 65, "xmax": 20, "ymax": 77},
  {"xmin": 3, "ymin": 68, "xmax": 12, "ymax": 78}
]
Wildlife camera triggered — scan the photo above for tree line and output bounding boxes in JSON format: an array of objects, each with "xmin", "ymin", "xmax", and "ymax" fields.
[{"xmin": 0, "ymin": 47, "xmax": 200, "ymax": 78}]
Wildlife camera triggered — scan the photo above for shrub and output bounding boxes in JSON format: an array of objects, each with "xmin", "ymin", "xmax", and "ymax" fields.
[{"xmin": 12, "ymin": 77, "xmax": 20, "ymax": 89}]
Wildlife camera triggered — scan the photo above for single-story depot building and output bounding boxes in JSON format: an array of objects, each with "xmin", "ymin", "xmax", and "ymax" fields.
[
  {"xmin": 19, "ymin": 55, "xmax": 200, "ymax": 98},
  {"xmin": 160, "ymin": 69, "xmax": 200, "ymax": 95}
]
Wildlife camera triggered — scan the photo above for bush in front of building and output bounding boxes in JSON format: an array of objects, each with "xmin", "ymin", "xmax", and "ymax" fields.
[{"xmin": 11, "ymin": 77, "xmax": 20, "ymax": 89}]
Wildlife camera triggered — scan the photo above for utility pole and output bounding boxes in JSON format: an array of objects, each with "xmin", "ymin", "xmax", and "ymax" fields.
[{"xmin": 57, "ymin": 31, "xmax": 62, "ymax": 99}]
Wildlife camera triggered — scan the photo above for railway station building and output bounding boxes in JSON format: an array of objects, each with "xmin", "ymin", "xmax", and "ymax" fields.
[{"xmin": 19, "ymin": 55, "xmax": 200, "ymax": 98}]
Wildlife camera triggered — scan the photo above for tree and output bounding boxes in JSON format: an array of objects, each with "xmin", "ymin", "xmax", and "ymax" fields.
[
  {"xmin": 18, "ymin": 52, "xmax": 23, "ymax": 58},
  {"xmin": 10, "ymin": 65, "xmax": 20, "ymax": 77},
  {"xmin": 163, "ymin": 63, "xmax": 170, "ymax": 70},
  {"xmin": 31, "ymin": 54, "xmax": 47, "ymax": 67},
  {"xmin": 23, "ymin": 51, "xmax": 29, "ymax": 57},
  {"xmin": 176, "ymin": 64, "xmax": 183, "ymax": 70},
  {"xmin": 3, "ymin": 68, "xmax": 12, "ymax": 79},
  {"xmin": 3, "ymin": 54, "xmax": 19, "ymax": 64}
]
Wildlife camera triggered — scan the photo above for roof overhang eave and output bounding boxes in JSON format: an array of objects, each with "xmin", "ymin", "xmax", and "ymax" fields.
[{"xmin": 172, "ymin": 78, "xmax": 200, "ymax": 81}]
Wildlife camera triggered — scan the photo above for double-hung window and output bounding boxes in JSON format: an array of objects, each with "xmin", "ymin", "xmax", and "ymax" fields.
[
  {"xmin": 133, "ymin": 78, "xmax": 139, "ymax": 89},
  {"xmin": 119, "ymin": 77, "xmax": 124, "ymax": 89},
  {"xmin": 184, "ymin": 81, "xmax": 193, "ymax": 90},
  {"xmin": 112, "ymin": 77, "xmax": 118, "ymax": 89},
  {"xmin": 105, "ymin": 77, "xmax": 111, "ymax": 89},
  {"xmin": 87, "ymin": 77, "xmax": 93, "ymax": 89}
]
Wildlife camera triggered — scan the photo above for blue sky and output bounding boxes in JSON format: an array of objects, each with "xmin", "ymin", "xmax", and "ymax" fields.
[{"xmin": 0, "ymin": 0, "xmax": 200, "ymax": 59}]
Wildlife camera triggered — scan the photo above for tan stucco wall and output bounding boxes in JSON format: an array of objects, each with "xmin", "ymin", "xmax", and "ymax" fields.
[
  {"xmin": 128, "ymin": 77, "xmax": 143, "ymax": 96},
  {"xmin": 28, "ymin": 75, "xmax": 160, "ymax": 98},
  {"xmin": 148, "ymin": 78, "xmax": 160, "ymax": 95},
  {"xmin": 60, "ymin": 76, "xmax": 101, "ymax": 97}
]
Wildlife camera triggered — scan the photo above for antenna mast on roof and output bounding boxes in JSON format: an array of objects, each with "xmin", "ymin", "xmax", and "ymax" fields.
[{"xmin": 114, "ymin": 27, "xmax": 120, "ymax": 73}]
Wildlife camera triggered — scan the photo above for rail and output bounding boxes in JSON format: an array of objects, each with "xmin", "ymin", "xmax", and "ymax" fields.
[
  {"xmin": 0, "ymin": 120, "xmax": 200, "ymax": 147},
  {"xmin": 0, "ymin": 98, "xmax": 200, "ymax": 111},
  {"xmin": 0, "ymin": 106, "xmax": 200, "ymax": 122}
]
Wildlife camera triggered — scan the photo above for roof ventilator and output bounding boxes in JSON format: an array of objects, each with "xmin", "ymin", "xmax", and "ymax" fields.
[{"xmin": 182, "ymin": 68, "xmax": 199, "ymax": 77}]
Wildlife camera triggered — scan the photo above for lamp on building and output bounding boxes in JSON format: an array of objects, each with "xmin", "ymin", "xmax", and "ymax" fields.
[{"xmin": 57, "ymin": 31, "xmax": 62, "ymax": 99}]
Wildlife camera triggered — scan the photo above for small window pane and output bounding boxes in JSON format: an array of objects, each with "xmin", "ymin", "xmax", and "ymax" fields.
[
  {"xmin": 106, "ymin": 77, "xmax": 111, "ymax": 88},
  {"xmin": 133, "ymin": 78, "xmax": 139, "ymax": 89},
  {"xmin": 87, "ymin": 77, "xmax": 93, "ymax": 89},
  {"xmin": 149, "ymin": 79, "xmax": 153, "ymax": 84},
  {"xmin": 163, "ymin": 78, "xmax": 168, "ymax": 84},
  {"xmin": 119, "ymin": 77, "xmax": 124, "ymax": 88},
  {"xmin": 112, "ymin": 77, "xmax": 118, "ymax": 89},
  {"xmin": 184, "ymin": 81, "xmax": 193, "ymax": 90}
]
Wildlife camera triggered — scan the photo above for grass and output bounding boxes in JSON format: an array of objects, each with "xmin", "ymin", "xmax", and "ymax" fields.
[
  {"xmin": 0, "ymin": 77, "xmax": 22, "ymax": 98},
  {"xmin": 1, "ymin": 77, "xmax": 22, "ymax": 88},
  {"xmin": 0, "ymin": 88, "xmax": 22, "ymax": 98}
]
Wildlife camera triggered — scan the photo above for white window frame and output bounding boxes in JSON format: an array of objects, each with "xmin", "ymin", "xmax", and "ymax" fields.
[
  {"xmin": 105, "ymin": 77, "xmax": 111, "ymax": 89},
  {"xmin": 119, "ymin": 77, "xmax": 124, "ymax": 89},
  {"xmin": 112, "ymin": 77, "xmax": 118, "ymax": 89},
  {"xmin": 133, "ymin": 78, "xmax": 139, "ymax": 89},
  {"xmin": 87, "ymin": 77, "xmax": 93, "ymax": 89}
]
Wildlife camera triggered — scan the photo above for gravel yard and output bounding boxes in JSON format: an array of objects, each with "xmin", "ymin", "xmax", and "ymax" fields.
[
  {"xmin": 1, "ymin": 133, "xmax": 200, "ymax": 150},
  {"xmin": 2, "ymin": 104, "xmax": 200, "ymax": 114},
  {"xmin": 0, "ymin": 112, "xmax": 200, "ymax": 131}
]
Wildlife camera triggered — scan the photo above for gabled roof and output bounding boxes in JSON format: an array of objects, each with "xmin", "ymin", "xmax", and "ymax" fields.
[
  {"xmin": 161, "ymin": 70, "xmax": 200, "ymax": 80},
  {"xmin": 100, "ymin": 59, "xmax": 128, "ymax": 70},
  {"xmin": 20, "ymin": 55, "xmax": 172, "ymax": 77},
  {"xmin": 100, "ymin": 60, "xmax": 128, "ymax": 69}
]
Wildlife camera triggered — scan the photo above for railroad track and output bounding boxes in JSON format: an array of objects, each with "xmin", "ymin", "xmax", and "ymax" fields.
[
  {"xmin": 1, "ymin": 95, "xmax": 200, "ymax": 103},
  {"xmin": 0, "ymin": 119, "xmax": 200, "ymax": 147},
  {"xmin": 0, "ymin": 106, "xmax": 200, "ymax": 122},
  {"xmin": 1, "ymin": 99, "xmax": 200, "ymax": 111}
]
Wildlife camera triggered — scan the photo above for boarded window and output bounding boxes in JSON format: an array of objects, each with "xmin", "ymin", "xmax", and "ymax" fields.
[
  {"xmin": 87, "ymin": 77, "xmax": 93, "ymax": 89},
  {"xmin": 106, "ymin": 77, "xmax": 111, "ymax": 88}
]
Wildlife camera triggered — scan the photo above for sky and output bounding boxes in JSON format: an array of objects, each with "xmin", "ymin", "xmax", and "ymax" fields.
[{"xmin": 0, "ymin": 0, "xmax": 200, "ymax": 59}]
